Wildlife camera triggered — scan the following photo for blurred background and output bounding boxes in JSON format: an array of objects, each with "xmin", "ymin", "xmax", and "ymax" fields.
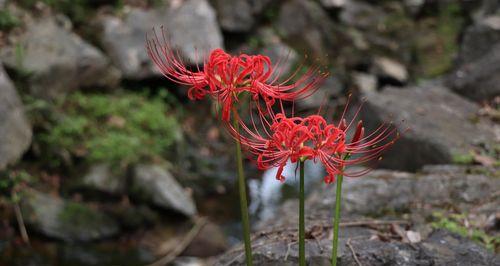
[{"xmin": 0, "ymin": 0, "xmax": 498, "ymax": 265}]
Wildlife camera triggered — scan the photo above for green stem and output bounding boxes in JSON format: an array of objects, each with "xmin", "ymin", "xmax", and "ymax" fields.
[
  {"xmin": 332, "ymin": 173, "xmax": 344, "ymax": 266},
  {"xmin": 233, "ymin": 116, "xmax": 253, "ymax": 266},
  {"xmin": 299, "ymin": 160, "xmax": 306, "ymax": 266}
]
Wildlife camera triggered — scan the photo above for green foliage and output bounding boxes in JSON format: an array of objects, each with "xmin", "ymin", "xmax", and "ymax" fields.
[
  {"xmin": 0, "ymin": 10, "xmax": 20, "ymax": 31},
  {"xmin": 28, "ymin": 92, "xmax": 181, "ymax": 169},
  {"xmin": 432, "ymin": 212, "xmax": 500, "ymax": 251},
  {"xmin": 0, "ymin": 170, "xmax": 34, "ymax": 203}
]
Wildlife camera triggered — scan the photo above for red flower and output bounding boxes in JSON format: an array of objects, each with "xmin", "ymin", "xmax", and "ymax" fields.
[
  {"xmin": 146, "ymin": 28, "xmax": 327, "ymax": 121},
  {"xmin": 228, "ymin": 97, "xmax": 401, "ymax": 183}
]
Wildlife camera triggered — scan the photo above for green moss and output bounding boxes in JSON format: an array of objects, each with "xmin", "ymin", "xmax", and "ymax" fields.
[
  {"xmin": 0, "ymin": 10, "xmax": 20, "ymax": 31},
  {"xmin": 452, "ymin": 153, "xmax": 474, "ymax": 165},
  {"xmin": 58, "ymin": 202, "xmax": 100, "ymax": 226},
  {"xmin": 414, "ymin": 3, "xmax": 464, "ymax": 78},
  {"xmin": 432, "ymin": 212, "xmax": 499, "ymax": 251},
  {"xmin": 28, "ymin": 91, "xmax": 181, "ymax": 169}
]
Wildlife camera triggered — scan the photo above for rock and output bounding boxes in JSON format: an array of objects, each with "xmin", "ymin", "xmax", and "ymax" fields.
[
  {"xmin": 458, "ymin": 15, "xmax": 500, "ymax": 64},
  {"xmin": 182, "ymin": 221, "xmax": 229, "ymax": 257},
  {"xmin": 360, "ymin": 84, "xmax": 496, "ymax": 171},
  {"xmin": 0, "ymin": 15, "xmax": 120, "ymax": 100},
  {"xmin": 257, "ymin": 28, "xmax": 299, "ymax": 78},
  {"xmin": 81, "ymin": 164, "xmax": 125, "ymax": 194},
  {"xmin": 131, "ymin": 164, "xmax": 197, "ymax": 216},
  {"xmin": 98, "ymin": 0, "xmax": 223, "ymax": 79},
  {"xmin": 0, "ymin": 64, "xmax": 32, "ymax": 170},
  {"xmin": 215, "ymin": 167, "xmax": 499, "ymax": 265},
  {"xmin": 447, "ymin": 43, "xmax": 500, "ymax": 101},
  {"xmin": 352, "ymin": 72, "xmax": 377, "ymax": 93},
  {"xmin": 212, "ymin": 0, "xmax": 254, "ymax": 32},
  {"xmin": 20, "ymin": 190, "xmax": 119, "ymax": 242},
  {"xmin": 339, "ymin": 1, "xmax": 386, "ymax": 30},
  {"xmin": 275, "ymin": 0, "xmax": 338, "ymax": 61},
  {"xmin": 320, "ymin": 0, "xmax": 346, "ymax": 9},
  {"xmin": 372, "ymin": 57, "xmax": 408, "ymax": 84},
  {"xmin": 296, "ymin": 75, "xmax": 344, "ymax": 109}
]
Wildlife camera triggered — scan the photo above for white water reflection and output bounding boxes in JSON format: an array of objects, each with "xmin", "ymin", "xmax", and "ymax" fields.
[{"xmin": 249, "ymin": 160, "xmax": 325, "ymax": 221}]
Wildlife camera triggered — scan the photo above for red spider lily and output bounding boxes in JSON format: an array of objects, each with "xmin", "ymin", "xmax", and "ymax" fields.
[
  {"xmin": 227, "ymin": 97, "xmax": 401, "ymax": 183},
  {"xmin": 146, "ymin": 28, "xmax": 328, "ymax": 121}
]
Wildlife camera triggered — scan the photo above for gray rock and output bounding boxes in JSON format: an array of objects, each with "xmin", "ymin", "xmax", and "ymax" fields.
[
  {"xmin": 447, "ymin": 43, "xmax": 500, "ymax": 101},
  {"xmin": 372, "ymin": 57, "xmax": 408, "ymax": 84},
  {"xmin": 360, "ymin": 84, "xmax": 496, "ymax": 171},
  {"xmin": 82, "ymin": 164, "xmax": 125, "ymax": 194},
  {"xmin": 320, "ymin": 0, "xmax": 346, "ymax": 9},
  {"xmin": 131, "ymin": 164, "xmax": 197, "ymax": 216},
  {"xmin": 20, "ymin": 190, "xmax": 119, "ymax": 242},
  {"xmin": 458, "ymin": 15, "xmax": 500, "ymax": 64},
  {"xmin": 297, "ymin": 75, "xmax": 344, "ymax": 109},
  {"xmin": 339, "ymin": 0, "xmax": 386, "ymax": 30},
  {"xmin": 98, "ymin": 0, "xmax": 223, "ymax": 79},
  {"xmin": 0, "ymin": 15, "xmax": 120, "ymax": 100},
  {"xmin": 275, "ymin": 0, "xmax": 338, "ymax": 60},
  {"xmin": 256, "ymin": 27, "xmax": 299, "ymax": 77},
  {"xmin": 212, "ymin": 0, "xmax": 254, "ymax": 32},
  {"xmin": 215, "ymin": 167, "xmax": 499, "ymax": 265},
  {"xmin": 0, "ymin": 64, "xmax": 32, "ymax": 170},
  {"xmin": 352, "ymin": 72, "xmax": 377, "ymax": 92}
]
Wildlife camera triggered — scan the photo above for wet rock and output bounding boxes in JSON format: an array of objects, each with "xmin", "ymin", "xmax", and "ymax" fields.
[
  {"xmin": 98, "ymin": 0, "xmax": 223, "ymax": 79},
  {"xmin": 182, "ymin": 221, "xmax": 229, "ymax": 257},
  {"xmin": 20, "ymin": 190, "xmax": 119, "ymax": 242},
  {"xmin": 131, "ymin": 164, "xmax": 197, "ymax": 216},
  {"xmin": 372, "ymin": 57, "xmax": 408, "ymax": 84},
  {"xmin": 275, "ymin": 0, "xmax": 339, "ymax": 60},
  {"xmin": 447, "ymin": 43, "xmax": 500, "ymax": 101},
  {"xmin": 458, "ymin": 15, "xmax": 500, "ymax": 64},
  {"xmin": 82, "ymin": 164, "xmax": 125, "ymax": 194},
  {"xmin": 0, "ymin": 64, "xmax": 32, "ymax": 170},
  {"xmin": 360, "ymin": 84, "xmax": 496, "ymax": 171},
  {"xmin": 212, "ymin": 0, "xmax": 254, "ymax": 32},
  {"xmin": 0, "ymin": 15, "xmax": 120, "ymax": 100}
]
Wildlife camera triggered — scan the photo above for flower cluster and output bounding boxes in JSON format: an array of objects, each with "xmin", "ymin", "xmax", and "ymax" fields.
[
  {"xmin": 146, "ymin": 29, "xmax": 326, "ymax": 121},
  {"xmin": 146, "ymin": 28, "xmax": 400, "ymax": 183},
  {"xmin": 228, "ymin": 99, "xmax": 399, "ymax": 184}
]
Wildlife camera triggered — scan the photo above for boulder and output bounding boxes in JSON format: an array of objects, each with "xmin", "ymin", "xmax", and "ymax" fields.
[
  {"xmin": 372, "ymin": 56, "xmax": 408, "ymax": 84},
  {"xmin": 131, "ymin": 164, "xmax": 197, "ymax": 216},
  {"xmin": 0, "ymin": 64, "xmax": 32, "ymax": 170},
  {"xmin": 98, "ymin": 0, "xmax": 223, "ymax": 79},
  {"xmin": 458, "ymin": 15, "xmax": 500, "ymax": 64},
  {"xmin": 447, "ymin": 43, "xmax": 500, "ymax": 101},
  {"xmin": 215, "ymin": 166, "xmax": 499, "ymax": 265},
  {"xmin": 0, "ymin": 15, "xmax": 120, "ymax": 100},
  {"xmin": 20, "ymin": 190, "xmax": 119, "ymax": 242},
  {"xmin": 360, "ymin": 84, "xmax": 497, "ymax": 171}
]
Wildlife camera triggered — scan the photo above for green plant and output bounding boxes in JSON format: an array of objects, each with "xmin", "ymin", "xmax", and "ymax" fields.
[
  {"xmin": 0, "ymin": 10, "xmax": 19, "ymax": 31},
  {"xmin": 432, "ymin": 212, "xmax": 500, "ymax": 251},
  {"xmin": 30, "ymin": 91, "xmax": 181, "ymax": 169}
]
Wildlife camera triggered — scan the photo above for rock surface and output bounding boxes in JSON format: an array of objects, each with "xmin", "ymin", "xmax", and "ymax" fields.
[
  {"xmin": 0, "ymin": 64, "xmax": 32, "ymax": 170},
  {"xmin": 20, "ymin": 190, "xmax": 119, "ymax": 242},
  {"xmin": 215, "ymin": 166, "xmax": 499, "ymax": 265},
  {"xmin": 98, "ymin": 0, "xmax": 223, "ymax": 79},
  {"xmin": 360, "ymin": 84, "xmax": 497, "ymax": 171},
  {"xmin": 131, "ymin": 164, "xmax": 197, "ymax": 216},
  {"xmin": 212, "ymin": 0, "xmax": 254, "ymax": 32},
  {"xmin": 0, "ymin": 15, "xmax": 120, "ymax": 99},
  {"xmin": 82, "ymin": 164, "xmax": 125, "ymax": 194}
]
